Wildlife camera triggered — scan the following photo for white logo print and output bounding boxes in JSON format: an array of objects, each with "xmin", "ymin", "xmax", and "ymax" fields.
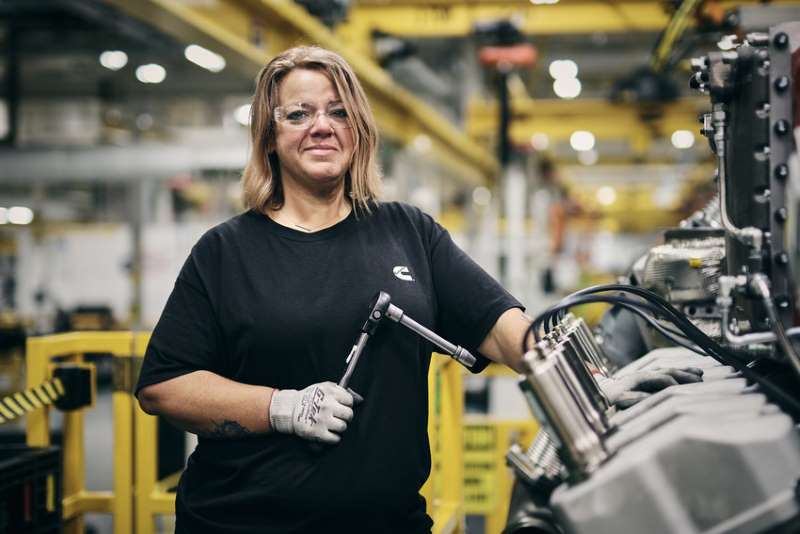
[{"xmin": 393, "ymin": 265, "xmax": 415, "ymax": 282}]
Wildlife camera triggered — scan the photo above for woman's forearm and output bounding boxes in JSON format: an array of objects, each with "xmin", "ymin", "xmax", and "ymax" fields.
[{"xmin": 137, "ymin": 370, "xmax": 275, "ymax": 438}]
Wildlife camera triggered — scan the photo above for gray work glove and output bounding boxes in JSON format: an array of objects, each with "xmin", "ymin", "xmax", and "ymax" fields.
[
  {"xmin": 269, "ymin": 381, "xmax": 355, "ymax": 444},
  {"xmin": 598, "ymin": 367, "xmax": 704, "ymax": 409}
]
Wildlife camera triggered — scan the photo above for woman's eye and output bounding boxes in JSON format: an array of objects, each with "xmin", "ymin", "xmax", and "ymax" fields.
[
  {"xmin": 286, "ymin": 110, "xmax": 308, "ymax": 121},
  {"xmin": 330, "ymin": 109, "xmax": 348, "ymax": 119}
]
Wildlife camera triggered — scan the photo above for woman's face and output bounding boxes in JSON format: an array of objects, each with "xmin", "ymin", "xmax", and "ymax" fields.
[{"xmin": 273, "ymin": 68, "xmax": 355, "ymax": 194}]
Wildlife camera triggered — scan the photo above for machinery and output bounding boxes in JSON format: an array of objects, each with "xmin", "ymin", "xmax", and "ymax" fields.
[{"xmin": 504, "ymin": 22, "xmax": 800, "ymax": 534}]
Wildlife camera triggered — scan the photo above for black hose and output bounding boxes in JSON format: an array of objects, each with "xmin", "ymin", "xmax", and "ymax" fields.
[{"xmin": 525, "ymin": 284, "xmax": 800, "ymax": 416}]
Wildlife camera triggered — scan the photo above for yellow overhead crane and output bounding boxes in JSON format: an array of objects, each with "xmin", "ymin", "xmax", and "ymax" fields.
[
  {"xmin": 100, "ymin": 0, "xmax": 498, "ymax": 186},
  {"xmin": 466, "ymin": 97, "xmax": 710, "ymax": 157},
  {"xmin": 342, "ymin": 0, "xmax": 800, "ymax": 40},
  {"xmin": 341, "ymin": 0, "xmax": 670, "ymax": 42}
]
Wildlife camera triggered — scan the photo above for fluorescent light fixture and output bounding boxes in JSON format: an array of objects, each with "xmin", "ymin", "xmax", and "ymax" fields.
[
  {"xmin": 531, "ymin": 0, "xmax": 559, "ymax": 4},
  {"xmin": 596, "ymin": 186, "xmax": 617, "ymax": 206},
  {"xmin": 99, "ymin": 50, "xmax": 128, "ymax": 71},
  {"xmin": 671, "ymin": 129, "xmax": 695, "ymax": 149},
  {"xmin": 578, "ymin": 149, "xmax": 599, "ymax": 165},
  {"xmin": 570, "ymin": 130, "xmax": 595, "ymax": 151},
  {"xmin": 548, "ymin": 59, "xmax": 578, "ymax": 80},
  {"xmin": 234, "ymin": 104, "xmax": 252, "ymax": 126},
  {"xmin": 553, "ymin": 77, "xmax": 581, "ymax": 99},
  {"xmin": 530, "ymin": 132, "xmax": 550, "ymax": 150},
  {"xmin": 136, "ymin": 64, "xmax": 166, "ymax": 84},
  {"xmin": 412, "ymin": 134, "xmax": 432, "ymax": 153},
  {"xmin": 8, "ymin": 206, "xmax": 33, "ymax": 225},
  {"xmin": 472, "ymin": 186, "xmax": 492, "ymax": 207},
  {"xmin": 185, "ymin": 44, "xmax": 226, "ymax": 73}
]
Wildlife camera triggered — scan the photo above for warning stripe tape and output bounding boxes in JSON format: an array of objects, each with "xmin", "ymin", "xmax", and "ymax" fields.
[{"xmin": 0, "ymin": 378, "xmax": 64, "ymax": 425}]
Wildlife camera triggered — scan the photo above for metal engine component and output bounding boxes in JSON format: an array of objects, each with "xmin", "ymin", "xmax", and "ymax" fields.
[
  {"xmin": 506, "ymin": 21, "xmax": 800, "ymax": 534},
  {"xmin": 518, "ymin": 317, "xmax": 613, "ymax": 480},
  {"xmin": 639, "ymin": 232, "xmax": 725, "ymax": 304},
  {"xmin": 549, "ymin": 348, "xmax": 800, "ymax": 534}
]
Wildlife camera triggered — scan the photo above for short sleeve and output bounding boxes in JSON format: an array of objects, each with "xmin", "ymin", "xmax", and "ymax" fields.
[
  {"xmin": 427, "ymin": 216, "xmax": 524, "ymax": 373},
  {"xmin": 135, "ymin": 242, "xmax": 225, "ymax": 396}
]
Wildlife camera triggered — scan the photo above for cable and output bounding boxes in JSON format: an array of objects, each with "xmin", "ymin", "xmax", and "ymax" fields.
[
  {"xmin": 535, "ymin": 295, "xmax": 705, "ymax": 356},
  {"xmin": 529, "ymin": 284, "xmax": 800, "ymax": 415}
]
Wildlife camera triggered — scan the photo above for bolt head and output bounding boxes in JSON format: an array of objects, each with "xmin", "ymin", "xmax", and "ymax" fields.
[
  {"xmin": 774, "ymin": 32, "xmax": 789, "ymax": 50},
  {"xmin": 775, "ymin": 252, "xmax": 789, "ymax": 265},
  {"xmin": 775, "ymin": 119, "xmax": 790, "ymax": 135},
  {"xmin": 775, "ymin": 164, "xmax": 789, "ymax": 180},
  {"xmin": 372, "ymin": 311, "xmax": 381, "ymax": 319},
  {"xmin": 775, "ymin": 207, "xmax": 789, "ymax": 222},
  {"xmin": 775, "ymin": 76, "xmax": 790, "ymax": 92}
]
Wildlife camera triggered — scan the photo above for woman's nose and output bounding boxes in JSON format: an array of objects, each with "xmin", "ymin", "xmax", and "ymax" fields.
[{"xmin": 308, "ymin": 111, "xmax": 334, "ymax": 134}]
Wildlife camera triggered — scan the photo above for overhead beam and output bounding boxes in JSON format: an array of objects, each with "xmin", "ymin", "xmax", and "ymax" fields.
[
  {"xmin": 342, "ymin": 0, "xmax": 800, "ymax": 40},
  {"xmin": 342, "ymin": 1, "xmax": 669, "ymax": 39},
  {"xmin": 466, "ymin": 97, "xmax": 709, "ymax": 154},
  {"xmin": 100, "ymin": 0, "xmax": 498, "ymax": 185}
]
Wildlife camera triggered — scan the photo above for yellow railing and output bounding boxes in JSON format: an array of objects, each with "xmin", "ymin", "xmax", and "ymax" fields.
[
  {"xmin": 24, "ymin": 332, "xmax": 468, "ymax": 533},
  {"xmin": 26, "ymin": 332, "xmax": 135, "ymax": 534}
]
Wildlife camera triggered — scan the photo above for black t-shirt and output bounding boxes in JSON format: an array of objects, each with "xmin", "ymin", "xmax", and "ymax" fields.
[{"xmin": 136, "ymin": 201, "xmax": 522, "ymax": 533}]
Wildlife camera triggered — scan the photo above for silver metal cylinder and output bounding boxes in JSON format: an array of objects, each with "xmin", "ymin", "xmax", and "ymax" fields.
[{"xmin": 522, "ymin": 348, "xmax": 609, "ymax": 477}]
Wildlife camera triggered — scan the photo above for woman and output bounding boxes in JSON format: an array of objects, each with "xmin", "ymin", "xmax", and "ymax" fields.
[{"xmin": 135, "ymin": 46, "xmax": 698, "ymax": 533}]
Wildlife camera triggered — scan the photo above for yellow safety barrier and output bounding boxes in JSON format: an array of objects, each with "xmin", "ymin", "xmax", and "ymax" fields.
[
  {"xmin": 421, "ymin": 356, "xmax": 466, "ymax": 534},
  {"xmin": 26, "ymin": 332, "xmax": 135, "ymax": 534},
  {"xmin": 462, "ymin": 364, "xmax": 540, "ymax": 533},
  {"xmin": 0, "ymin": 376, "xmax": 65, "ymax": 424}
]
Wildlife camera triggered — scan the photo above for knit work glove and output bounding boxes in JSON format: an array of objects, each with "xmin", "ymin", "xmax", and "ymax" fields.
[
  {"xmin": 269, "ymin": 382, "xmax": 355, "ymax": 444},
  {"xmin": 598, "ymin": 367, "xmax": 704, "ymax": 409}
]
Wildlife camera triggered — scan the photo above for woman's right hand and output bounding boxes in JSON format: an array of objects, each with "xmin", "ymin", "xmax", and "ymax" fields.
[{"xmin": 269, "ymin": 382, "xmax": 355, "ymax": 443}]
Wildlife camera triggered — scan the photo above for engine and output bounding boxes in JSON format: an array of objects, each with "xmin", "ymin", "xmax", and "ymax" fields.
[{"xmin": 505, "ymin": 22, "xmax": 800, "ymax": 534}]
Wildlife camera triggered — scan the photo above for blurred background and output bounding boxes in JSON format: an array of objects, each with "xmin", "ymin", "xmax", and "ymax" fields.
[{"xmin": 1, "ymin": 1, "xmax": 798, "ymax": 532}]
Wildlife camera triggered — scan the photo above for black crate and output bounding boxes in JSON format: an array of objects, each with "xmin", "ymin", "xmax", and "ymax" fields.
[{"xmin": 0, "ymin": 445, "xmax": 62, "ymax": 534}]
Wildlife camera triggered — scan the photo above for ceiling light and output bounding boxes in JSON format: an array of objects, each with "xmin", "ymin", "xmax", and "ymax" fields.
[
  {"xmin": 671, "ymin": 129, "xmax": 695, "ymax": 149},
  {"xmin": 553, "ymin": 77, "xmax": 581, "ymax": 99},
  {"xmin": 99, "ymin": 50, "xmax": 128, "ymax": 71},
  {"xmin": 548, "ymin": 59, "xmax": 578, "ymax": 80},
  {"xmin": 530, "ymin": 132, "xmax": 550, "ymax": 151},
  {"xmin": 136, "ymin": 64, "xmax": 166, "ymax": 84},
  {"xmin": 578, "ymin": 149, "xmax": 599, "ymax": 165},
  {"xmin": 570, "ymin": 130, "xmax": 595, "ymax": 151},
  {"xmin": 185, "ymin": 44, "xmax": 226, "ymax": 73},
  {"xmin": 8, "ymin": 206, "xmax": 33, "ymax": 225},
  {"xmin": 234, "ymin": 104, "xmax": 251, "ymax": 126},
  {"xmin": 0, "ymin": 208, "xmax": 7, "ymax": 225},
  {"xmin": 412, "ymin": 134, "xmax": 432, "ymax": 153},
  {"xmin": 472, "ymin": 186, "xmax": 492, "ymax": 207},
  {"xmin": 596, "ymin": 186, "xmax": 617, "ymax": 206},
  {"xmin": 531, "ymin": 0, "xmax": 559, "ymax": 4}
]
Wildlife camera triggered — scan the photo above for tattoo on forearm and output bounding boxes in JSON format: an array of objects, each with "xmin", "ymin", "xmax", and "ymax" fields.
[{"xmin": 205, "ymin": 419, "xmax": 251, "ymax": 438}]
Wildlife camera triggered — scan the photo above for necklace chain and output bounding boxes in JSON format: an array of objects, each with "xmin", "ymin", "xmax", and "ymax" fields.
[{"xmin": 271, "ymin": 206, "xmax": 350, "ymax": 233}]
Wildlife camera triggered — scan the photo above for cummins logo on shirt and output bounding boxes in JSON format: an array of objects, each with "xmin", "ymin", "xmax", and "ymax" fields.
[{"xmin": 393, "ymin": 265, "xmax": 415, "ymax": 282}]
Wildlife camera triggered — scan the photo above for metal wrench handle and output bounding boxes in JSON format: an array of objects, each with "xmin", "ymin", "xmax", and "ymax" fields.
[
  {"xmin": 385, "ymin": 304, "xmax": 477, "ymax": 368},
  {"xmin": 338, "ymin": 332, "xmax": 370, "ymax": 389}
]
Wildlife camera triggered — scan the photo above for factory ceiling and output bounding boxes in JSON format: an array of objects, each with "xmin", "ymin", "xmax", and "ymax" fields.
[{"xmin": 2, "ymin": 0, "xmax": 800, "ymax": 189}]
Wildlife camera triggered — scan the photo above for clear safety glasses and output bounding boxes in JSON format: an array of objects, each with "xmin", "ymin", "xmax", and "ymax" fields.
[{"xmin": 273, "ymin": 103, "xmax": 351, "ymax": 130}]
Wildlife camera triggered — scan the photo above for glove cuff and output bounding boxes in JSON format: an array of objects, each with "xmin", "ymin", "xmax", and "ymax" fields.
[{"xmin": 269, "ymin": 389, "xmax": 298, "ymax": 434}]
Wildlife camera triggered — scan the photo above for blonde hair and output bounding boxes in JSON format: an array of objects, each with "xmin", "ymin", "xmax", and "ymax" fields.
[{"xmin": 242, "ymin": 46, "xmax": 381, "ymax": 213}]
